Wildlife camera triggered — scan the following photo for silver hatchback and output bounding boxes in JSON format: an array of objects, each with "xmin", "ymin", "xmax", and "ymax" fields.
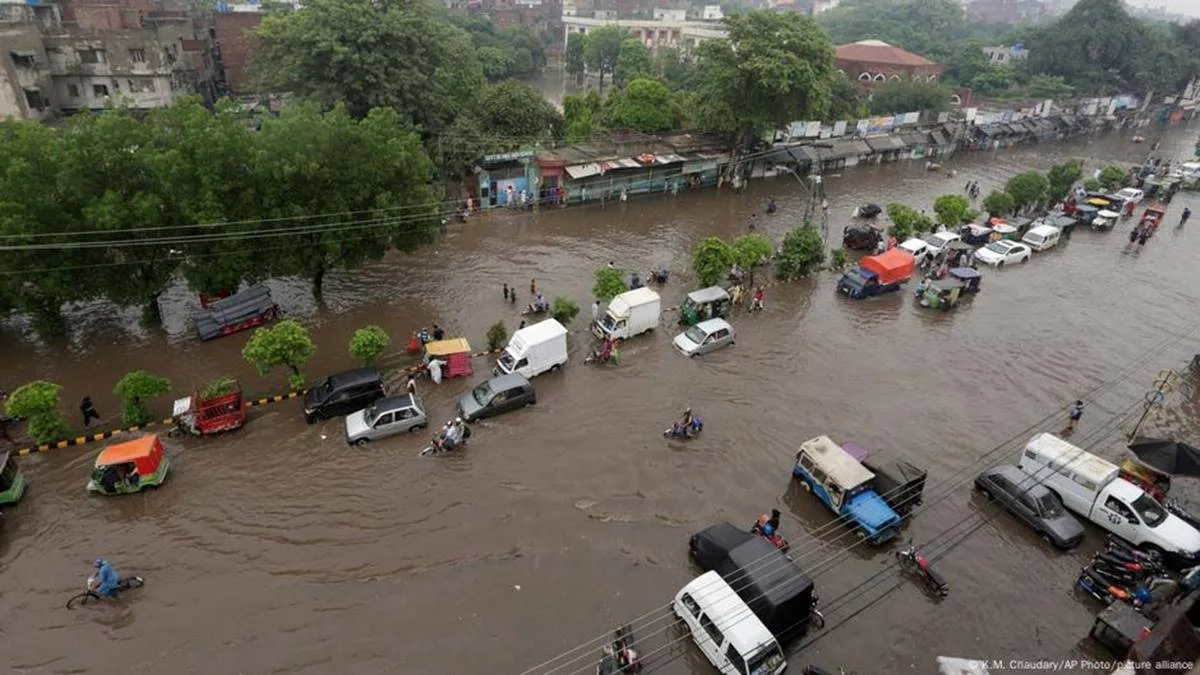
[
  {"xmin": 344, "ymin": 394, "xmax": 427, "ymax": 446},
  {"xmin": 673, "ymin": 318, "xmax": 736, "ymax": 357}
]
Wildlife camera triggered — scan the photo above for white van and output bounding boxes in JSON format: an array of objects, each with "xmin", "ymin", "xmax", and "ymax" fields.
[
  {"xmin": 673, "ymin": 571, "xmax": 787, "ymax": 675},
  {"xmin": 1021, "ymin": 224, "xmax": 1060, "ymax": 252},
  {"xmin": 1018, "ymin": 433, "xmax": 1200, "ymax": 557},
  {"xmin": 592, "ymin": 287, "xmax": 661, "ymax": 341},
  {"xmin": 494, "ymin": 319, "xmax": 568, "ymax": 379}
]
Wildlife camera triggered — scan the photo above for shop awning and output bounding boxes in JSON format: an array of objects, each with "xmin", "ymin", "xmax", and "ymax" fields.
[
  {"xmin": 565, "ymin": 163, "xmax": 602, "ymax": 179},
  {"xmin": 655, "ymin": 153, "xmax": 687, "ymax": 165},
  {"xmin": 930, "ymin": 128, "xmax": 954, "ymax": 146},
  {"xmin": 761, "ymin": 144, "xmax": 816, "ymax": 165},
  {"xmin": 864, "ymin": 135, "xmax": 908, "ymax": 152},
  {"xmin": 900, "ymin": 131, "xmax": 931, "ymax": 147},
  {"xmin": 824, "ymin": 139, "xmax": 872, "ymax": 160}
]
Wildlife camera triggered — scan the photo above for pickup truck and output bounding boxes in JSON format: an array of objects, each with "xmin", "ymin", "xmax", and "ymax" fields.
[
  {"xmin": 793, "ymin": 436, "xmax": 902, "ymax": 544},
  {"xmin": 1018, "ymin": 432, "xmax": 1200, "ymax": 565}
]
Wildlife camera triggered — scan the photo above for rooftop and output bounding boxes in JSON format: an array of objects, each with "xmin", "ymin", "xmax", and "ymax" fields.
[{"xmin": 836, "ymin": 40, "xmax": 938, "ymax": 67}]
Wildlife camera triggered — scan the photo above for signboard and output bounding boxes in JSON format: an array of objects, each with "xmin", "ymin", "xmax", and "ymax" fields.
[
  {"xmin": 483, "ymin": 150, "xmax": 535, "ymax": 164},
  {"xmin": 803, "ymin": 121, "xmax": 822, "ymax": 138},
  {"xmin": 936, "ymin": 112, "xmax": 949, "ymax": 124},
  {"xmin": 787, "ymin": 121, "xmax": 805, "ymax": 138},
  {"xmin": 903, "ymin": 111, "xmax": 920, "ymax": 125},
  {"xmin": 855, "ymin": 119, "xmax": 870, "ymax": 135},
  {"xmin": 832, "ymin": 120, "xmax": 847, "ymax": 137}
]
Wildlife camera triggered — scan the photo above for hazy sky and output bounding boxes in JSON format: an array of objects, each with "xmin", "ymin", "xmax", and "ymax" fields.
[{"xmin": 1123, "ymin": 0, "xmax": 1200, "ymax": 19}]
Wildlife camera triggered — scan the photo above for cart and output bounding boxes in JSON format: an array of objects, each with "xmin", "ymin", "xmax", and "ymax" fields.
[
  {"xmin": 171, "ymin": 382, "xmax": 246, "ymax": 437},
  {"xmin": 424, "ymin": 338, "xmax": 473, "ymax": 379}
]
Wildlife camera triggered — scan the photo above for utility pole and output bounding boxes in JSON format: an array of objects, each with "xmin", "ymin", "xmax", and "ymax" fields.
[{"xmin": 1128, "ymin": 369, "xmax": 1179, "ymax": 441}]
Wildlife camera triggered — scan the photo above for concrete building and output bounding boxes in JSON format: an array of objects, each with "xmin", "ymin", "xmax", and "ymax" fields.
[
  {"xmin": 563, "ymin": 15, "xmax": 726, "ymax": 52},
  {"xmin": 983, "ymin": 44, "xmax": 1029, "ymax": 65},
  {"xmin": 0, "ymin": 0, "xmax": 220, "ymax": 120},
  {"xmin": 835, "ymin": 39, "xmax": 943, "ymax": 86},
  {"xmin": 699, "ymin": 4, "xmax": 722, "ymax": 20},
  {"xmin": 652, "ymin": 7, "xmax": 685, "ymax": 21},
  {"xmin": 213, "ymin": 11, "xmax": 262, "ymax": 96}
]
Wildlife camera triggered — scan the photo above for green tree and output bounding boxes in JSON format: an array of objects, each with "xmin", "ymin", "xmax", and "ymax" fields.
[
  {"xmin": 4, "ymin": 381, "xmax": 68, "ymax": 443},
  {"xmin": 562, "ymin": 92, "xmax": 602, "ymax": 142},
  {"xmin": 486, "ymin": 321, "xmax": 508, "ymax": 351},
  {"xmin": 693, "ymin": 11, "xmax": 836, "ymax": 160},
  {"xmin": 1025, "ymin": 74, "xmax": 1075, "ymax": 100},
  {"xmin": 692, "ymin": 237, "xmax": 735, "ymax": 287},
  {"xmin": 776, "ymin": 223, "xmax": 826, "ymax": 281},
  {"xmin": 827, "ymin": 71, "xmax": 866, "ymax": 121},
  {"xmin": 613, "ymin": 38, "xmax": 653, "ymax": 89},
  {"xmin": 476, "ymin": 81, "xmax": 563, "ymax": 141},
  {"xmin": 255, "ymin": 105, "xmax": 440, "ymax": 297},
  {"xmin": 933, "ymin": 194, "xmax": 971, "ymax": 227},
  {"xmin": 592, "ymin": 267, "xmax": 629, "ymax": 302},
  {"xmin": 653, "ymin": 46, "xmax": 697, "ymax": 90},
  {"xmin": 819, "ymin": 0, "xmax": 967, "ymax": 60},
  {"xmin": 868, "ymin": 79, "xmax": 950, "ymax": 115},
  {"xmin": 601, "ymin": 79, "xmax": 678, "ymax": 133},
  {"xmin": 242, "ymin": 319, "xmax": 317, "ymax": 390},
  {"xmin": 982, "ymin": 190, "xmax": 1015, "ymax": 218},
  {"xmin": 254, "ymin": 0, "xmax": 484, "ymax": 130},
  {"xmin": 1026, "ymin": 0, "xmax": 1144, "ymax": 95},
  {"xmin": 829, "ymin": 248, "xmax": 850, "ymax": 270},
  {"xmin": 565, "ymin": 32, "xmax": 586, "ymax": 82},
  {"xmin": 349, "ymin": 325, "xmax": 390, "ymax": 366},
  {"xmin": 1005, "ymin": 171, "xmax": 1049, "ymax": 212},
  {"xmin": 886, "ymin": 202, "xmax": 933, "ymax": 239},
  {"xmin": 731, "ymin": 234, "xmax": 774, "ymax": 269},
  {"xmin": 551, "ymin": 296, "xmax": 581, "ymax": 325},
  {"xmin": 1082, "ymin": 178, "xmax": 1102, "ymax": 192},
  {"xmin": 1046, "ymin": 160, "xmax": 1083, "ymax": 202},
  {"xmin": 583, "ymin": 26, "xmax": 628, "ymax": 93},
  {"xmin": 113, "ymin": 370, "xmax": 172, "ymax": 427},
  {"xmin": 941, "ymin": 39, "xmax": 991, "ymax": 87},
  {"xmin": 1097, "ymin": 165, "xmax": 1127, "ymax": 192}
]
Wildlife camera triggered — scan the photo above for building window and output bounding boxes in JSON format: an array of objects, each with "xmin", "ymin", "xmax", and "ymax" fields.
[
  {"xmin": 858, "ymin": 72, "xmax": 871, "ymax": 81},
  {"xmin": 93, "ymin": 83, "xmax": 109, "ymax": 98},
  {"xmin": 873, "ymin": 73, "xmax": 886, "ymax": 82},
  {"xmin": 127, "ymin": 79, "xmax": 156, "ymax": 93},
  {"xmin": 23, "ymin": 89, "xmax": 45, "ymax": 109},
  {"xmin": 79, "ymin": 49, "xmax": 104, "ymax": 64},
  {"xmin": 129, "ymin": 48, "xmax": 146, "ymax": 63},
  {"xmin": 889, "ymin": 74, "xmax": 901, "ymax": 82},
  {"xmin": 11, "ymin": 51, "xmax": 37, "ymax": 68},
  {"xmin": 67, "ymin": 83, "xmax": 80, "ymax": 97}
]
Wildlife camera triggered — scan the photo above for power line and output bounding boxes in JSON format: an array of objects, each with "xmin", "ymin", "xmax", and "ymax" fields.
[{"xmin": 520, "ymin": 323, "xmax": 1198, "ymax": 675}]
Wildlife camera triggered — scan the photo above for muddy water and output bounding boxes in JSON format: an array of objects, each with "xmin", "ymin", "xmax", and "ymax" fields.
[{"xmin": 4, "ymin": 126, "xmax": 1200, "ymax": 675}]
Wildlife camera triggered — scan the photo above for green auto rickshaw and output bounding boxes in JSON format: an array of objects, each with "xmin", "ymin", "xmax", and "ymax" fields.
[
  {"xmin": 680, "ymin": 286, "xmax": 731, "ymax": 326},
  {"xmin": 0, "ymin": 451, "xmax": 27, "ymax": 505},
  {"xmin": 919, "ymin": 277, "xmax": 965, "ymax": 311}
]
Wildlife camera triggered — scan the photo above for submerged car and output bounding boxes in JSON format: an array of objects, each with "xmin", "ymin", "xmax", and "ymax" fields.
[
  {"xmin": 898, "ymin": 238, "xmax": 933, "ymax": 265},
  {"xmin": 923, "ymin": 231, "xmax": 962, "ymax": 258},
  {"xmin": 344, "ymin": 394, "xmax": 427, "ymax": 446},
  {"xmin": 456, "ymin": 373, "xmax": 536, "ymax": 422},
  {"xmin": 974, "ymin": 464, "xmax": 1085, "ymax": 549},
  {"xmin": 673, "ymin": 318, "xmax": 735, "ymax": 357},
  {"xmin": 973, "ymin": 240, "xmax": 1031, "ymax": 267}
]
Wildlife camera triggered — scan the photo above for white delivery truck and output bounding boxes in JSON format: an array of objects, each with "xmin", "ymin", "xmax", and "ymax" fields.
[
  {"xmin": 494, "ymin": 319, "xmax": 568, "ymax": 379},
  {"xmin": 592, "ymin": 287, "xmax": 661, "ymax": 341},
  {"xmin": 1018, "ymin": 432, "xmax": 1200, "ymax": 559}
]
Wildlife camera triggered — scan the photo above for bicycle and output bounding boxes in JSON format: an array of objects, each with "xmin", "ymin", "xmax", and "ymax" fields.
[{"xmin": 65, "ymin": 576, "xmax": 144, "ymax": 609}]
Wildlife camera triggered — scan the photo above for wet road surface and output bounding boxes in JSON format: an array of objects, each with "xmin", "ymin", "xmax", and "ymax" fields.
[{"xmin": 3, "ymin": 125, "xmax": 1200, "ymax": 675}]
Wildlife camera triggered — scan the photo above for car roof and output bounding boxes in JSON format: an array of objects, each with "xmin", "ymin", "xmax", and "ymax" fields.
[
  {"xmin": 681, "ymin": 571, "xmax": 777, "ymax": 654},
  {"xmin": 986, "ymin": 465, "xmax": 1051, "ymax": 497},
  {"xmin": 372, "ymin": 394, "xmax": 418, "ymax": 411},
  {"xmin": 899, "ymin": 238, "xmax": 927, "ymax": 248},
  {"xmin": 1027, "ymin": 224, "xmax": 1059, "ymax": 235},
  {"xmin": 328, "ymin": 367, "xmax": 382, "ymax": 387},
  {"xmin": 687, "ymin": 286, "xmax": 731, "ymax": 303},
  {"xmin": 799, "ymin": 435, "xmax": 875, "ymax": 488},
  {"xmin": 695, "ymin": 318, "xmax": 733, "ymax": 332},
  {"xmin": 484, "ymin": 372, "xmax": 532, "ymax": 390},
  {"xmin": 990, "ymin": 239, "xmax": 1017, "ymax": 248}
]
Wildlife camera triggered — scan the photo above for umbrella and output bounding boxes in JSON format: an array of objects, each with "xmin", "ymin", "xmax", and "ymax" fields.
[{"xmin": 1128, "ymin": 437, "xmax": 1200, "ymax": 476}]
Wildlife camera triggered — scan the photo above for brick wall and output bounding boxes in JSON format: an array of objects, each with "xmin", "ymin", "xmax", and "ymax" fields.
[{"xmin": 213, "ymin": 12, "xmax": 262, "ymax": 95}]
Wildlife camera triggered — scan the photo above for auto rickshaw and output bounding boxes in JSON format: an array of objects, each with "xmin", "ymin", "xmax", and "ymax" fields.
[
  {"xmin": 424, "ymin": 338, "xmax": 473, "ymax": 379},
  {"xmin": 680, "ymin": 286, "xmax": 731, "ymax": 326},
  {"xmin": 960, "ymin": 224, "xmax": 992, "ymax": 246},
  {"xmin": 87, "ymin": 434, "xmax": 171, "ymax": 495},
  {"xmin": 919, "ymin": 277, "xmax": 965, "ymax": 311},
  {"xmin": 1092, "ymin": 209, "xmax": 1120, "ymax": 231},
  {"xmin": 170, "ymin": 380, "xmax": 246, "ymax": 437},
  {"xmin": 949, "ymin": 267, "xmax": 981, "ymax": 293},
  {"xmin": 0, "ymin": 451, "xmax": 27, "ymax": 505}
]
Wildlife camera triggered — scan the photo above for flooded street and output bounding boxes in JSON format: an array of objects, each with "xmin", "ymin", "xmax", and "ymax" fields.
[{"xmin": 5, "ymin": 126, "xmax": 1200, "ymax": 675}]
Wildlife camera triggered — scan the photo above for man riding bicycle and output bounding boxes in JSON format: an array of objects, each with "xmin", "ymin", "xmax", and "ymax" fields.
[{"xmin": 89, "ymin": 558, "xmax": 120, "ymax": 598}]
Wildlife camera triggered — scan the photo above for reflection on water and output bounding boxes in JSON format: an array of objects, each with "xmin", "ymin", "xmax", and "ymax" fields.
[{"xmin": 2, "ymin": 124, "xmax": 1199, "ymax": 674}]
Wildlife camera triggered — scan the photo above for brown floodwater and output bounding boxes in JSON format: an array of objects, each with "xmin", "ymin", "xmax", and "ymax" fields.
[{"xmin": 4, "ymin": 125, "xmax": 1200, "ymax": 675}]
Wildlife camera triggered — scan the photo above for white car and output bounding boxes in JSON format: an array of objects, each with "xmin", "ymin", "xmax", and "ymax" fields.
[
  {"xmin": 898, "ymin": 237, "xmax": 933, "ymax": 265},
  {"xmin": 974, "ymin": 240, "xmax": 1031, "ymax": 267},
  {"xmin": 1115, "ymin": 187, "xmax": 1144, "ymax": 205},
  {"xmin": 923, "ymin": 231, "xmax": 961, "ymax": 258}
]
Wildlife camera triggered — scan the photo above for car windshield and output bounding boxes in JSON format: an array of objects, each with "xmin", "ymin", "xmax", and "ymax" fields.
[
  {"xmin": 361, "ymin": 403, "xmax": 376, "ymax": 420},
  {"xmin": 929, "ymin": 234, "xmax": 952, "ymax": 247},
  {"xmin": 1036, "ymin": 492, "xmax": 1064, "ymax": 516},
  {"xmin": 1132, "ymin": 493, "xmax": 1168, "ymax": 527},
  {"xmin": 472, "ymin": 382, "xmax": 494, "ymax": 406},
  {"xmin": 684, "ymin": 325, "xmax": 706, "ymax": 343},
  {"xmin": 843, "ymin": 269, "xmax": 868, "ymax": 286},
  {"xmin": 314, "ymin": 381, "xmax": 333, "ymax": 401},
  {"xmin": 985, "ymin": 242, "xmax": 1009, "ymax": 254},
  {"xmin": 747, "ymin": 644, "xmax": 785, "ymax": 675}
]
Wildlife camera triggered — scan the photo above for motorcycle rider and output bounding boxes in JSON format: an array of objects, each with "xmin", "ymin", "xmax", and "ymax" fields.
[
  {"xmin": 532, "ymin": 293, "xmax": 549, "ymax": 313},
  {"xmin": 90, "ymin": 558, "xmax": 120, "ymax": 598},
  {"xmin": 753, "ymin": 509, "xmax": 781, "ymax": 536},
  {"xmin": 437, "ymin": 418, "xmax": 466, "ymax": 451}
]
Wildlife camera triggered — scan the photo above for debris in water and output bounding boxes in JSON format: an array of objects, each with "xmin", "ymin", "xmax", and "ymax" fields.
[{"xmin": 514, "ymin": 585, "xmax": 521, "ymax": 591}]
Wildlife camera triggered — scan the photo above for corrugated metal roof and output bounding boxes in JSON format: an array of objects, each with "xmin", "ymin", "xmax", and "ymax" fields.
[
  {"xmin": 900, "ymin": 131, "xmax": 931, "ymax": 146},
  {"xmin": 762, "ymin": 144, "xmax": 818, "ymax": 164},
  {"xmin": 656, "ymin": 153, "xmax": 688, "ymax": 164},
  {"xmin": 864, "ymin": 135, "xmax": 908, "ymax": 152},
  {"xmin": 825, "ymin": 139, "xmax": 872, "ymax": 159},
  {"xmin": 565, "ymin": 163, "xmax": 602, "ymax": 179}
]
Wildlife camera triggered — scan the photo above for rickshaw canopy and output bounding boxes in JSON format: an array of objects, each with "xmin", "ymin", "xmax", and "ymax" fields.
[
  {"xmin": 987, "ymin": 217, "xmax": 1008, "ymax": 227},
  {"xmin": 928, "ymin": 277, "xmax": 966, "ymax": 292},
  {"xmin": 1097, "ymin": 209, "xmax": 1120, "ymax": 219},
  {"xmin": 949, "ymin": 267, "xmax": 981, "ymax": 281},
  {"xmin": 425, "ymin": 338, "xmax": 472, "ymax": 357},
  {"xmin": 860, "ymin": 248, "xmax": 915, "ymax": 285},
  {"xmin": 95, "ymin": 434, "xmax": 164, "ymax": 474},
  {"xmin": 686, "ymin": 286, "xmax": 731, "ymax": 305},
  {"xmin": 965, "ymin": 224, "xmax": 992, "ymax": 236}
]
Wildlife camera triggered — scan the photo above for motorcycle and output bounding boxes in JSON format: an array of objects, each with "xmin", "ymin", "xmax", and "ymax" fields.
[
  {"xmin": 663, "ymin": 416, "xmax": 703, "ymax": 439},
  {"xmin": 1077, "ymin": 567, "xmax": 1134, "ymax": 605},
  {"xmin": 895, "ymin": 542, "xmax": 949, "ymax": 597},
  {"xmin": 750, "ymin": 521, "xmax": 790, "ymax": 553},
  {"xmin": 596, "ymin": 624, "xmax": 642, "ymax": 675},
  {"xmin": 1106, "ymin": 535, "xmax": 1161, "ymax": 561},
  {"xmin": 1093, "ymin": 551, "xmax": 1163, "ymax": 575},
  {"xmin": 419, "ymin": 424, "xmax": 472, "ymax": 457},
  {"xmin": 521, "ymin": 301, "xmax": 551, "ymax": 316},
  {"xmin": 649, "ymin": 268, "xmax": 669, "ymax": 284}
]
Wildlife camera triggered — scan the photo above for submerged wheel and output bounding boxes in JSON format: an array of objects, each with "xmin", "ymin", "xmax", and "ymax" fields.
[
  {"xmin": 354, "ymin": 438, "xmax": 369, "ymax": 447},
  {"xmin": 121, "ymin": 576, "xmax": 145, "ymax": 590},
  {"xmin": 409, "ymin": 424, "xmax": 426, "ymax": 433},
  {"xmin": 800, "ymin": 480, "xmax": 811, "ymax": 493},
  {"xmin": 66, "ymin": 592, "xmax": 96, "ymax": 609},
  {"xmin": 809, "ymin": 609, "xmax": 826, "ymax": 630}
]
